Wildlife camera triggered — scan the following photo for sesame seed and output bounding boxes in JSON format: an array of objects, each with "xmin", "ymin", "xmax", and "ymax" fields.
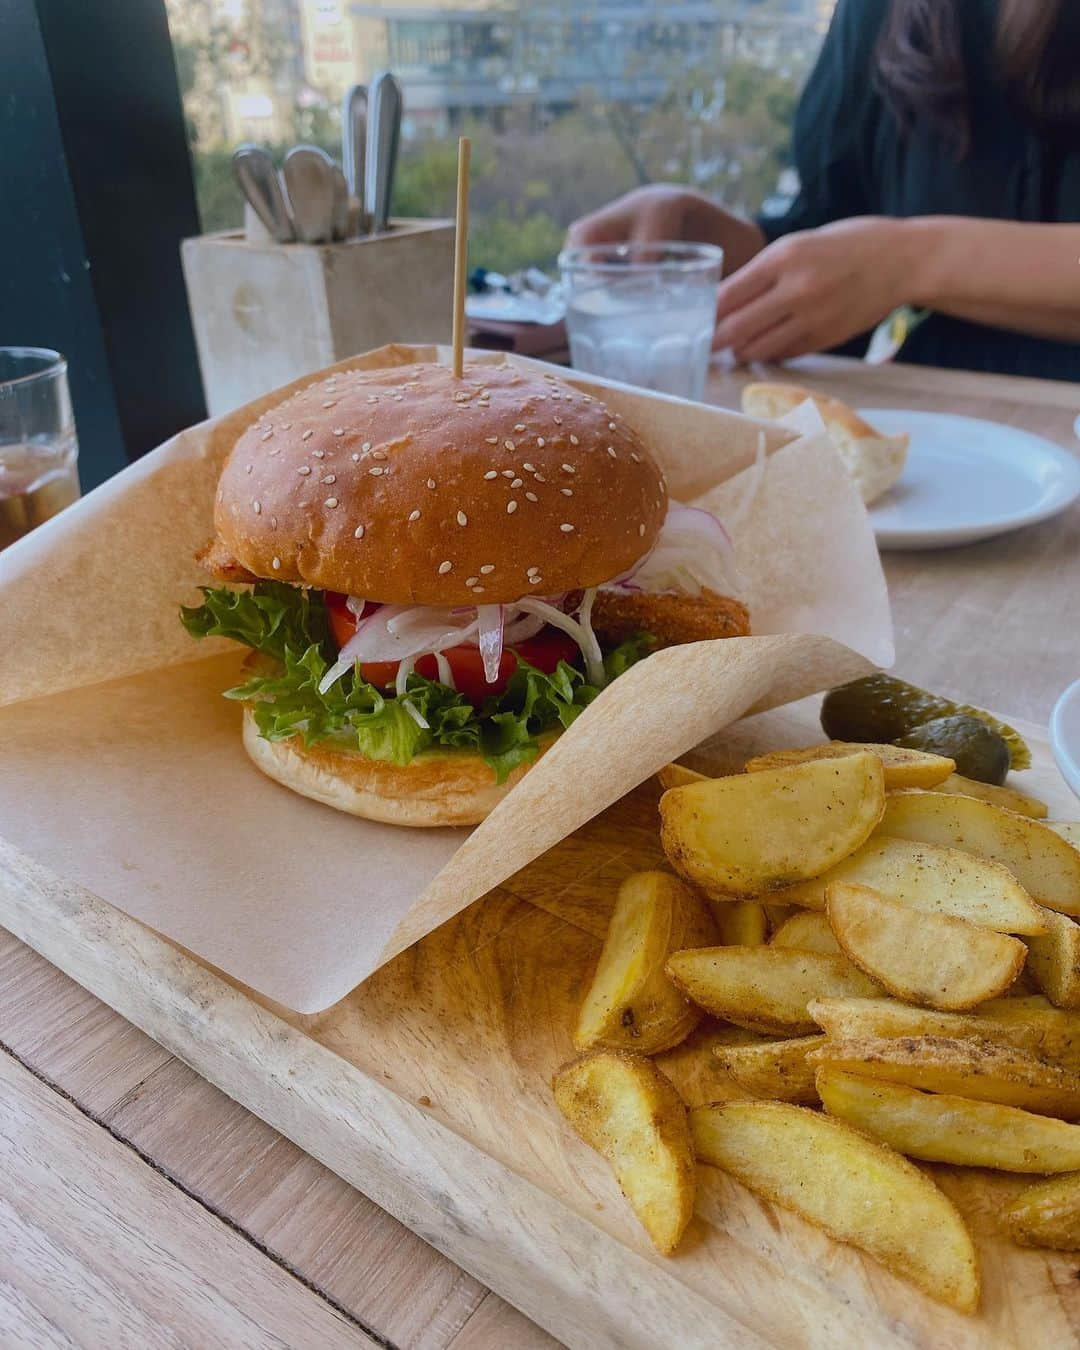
[
  {"xmin": 298, "ymin": 465, "xmax": 311, "ymax": 476},
  {"xmin": 465, "ymin": 576, "xmax": 479, "ymax": 587},
  {"xmin": 408, "ymin": 509, "xmax": 421, "ymax": 521},
  {"xmin": 507, "ymin": 500, "xmax": 518, "ymax": 514},
  {"xmin": 453, "ymin": 391, "xmax": 469, "ymax": 402},
  {"xmin": 561, "ymin": 487, "xmax": 573, "ymax": 496},
  {"xmin": 560, "ymin": 522, "xmax": 574, "ymax": 532},
  {"xmin": 479, "ymin": 564, "xmax": 495, "ymax": 574},
  {"xmin": 270, "ymin": 516, "xmax": 277, "ymax": 527},
  {"xmin": 525, "ymin": 491, "xmax": 538, "ymax": 502},
  {"xmin": 322, "ymin": 473, "xmax": 336, "ymax": 484},
  {"xmin": 261, "ymin": 429, "xmax": 273, "ymax": 441},
  {"xmin": 369, "ymin": 466, "xmax": 384, "ymax": 476},
  {"xmin": 281, "ymin": 422, "xmax": 292, "ymax": 430},
  {"xmin": 362, "ymin": 441, "xmax": 372, "ymax": 452},
  {"xmin": 523, "ymin": 462, "xmax": 536, "ymax": 473},
  {"xmin": 366, "ymin": 395, "xmax": 378, "ymax": 403},
  {"xmin": 514, "ymin": 423, "xmax": 525, "ymax": 432},
  {"xmin": 438, "ymin": 560, "xmax": 452, "ymax": 575},
  {"xmin": 427, "ymin": 478, "xmax": 436, "ymax": 489},
  {"xmin": 302, "ymin": 429, "xmax": 313, "ymax": 440},
  {"xmin": 609, "ymin": 422, "xmax": 617, "ymax": 431},
  {"xmin": 529, "ymin": 575, "xmax": 542, "ymax": 585},
  {"xmin": 631, "ymin": 452, "xmax": 641, "ymax": 462},
  {"xmin": 511, "ymin": 477, "xmax": 523, "ymax": 489},
  {"xmin": 372, "ymin": 450, "xmax": 387, "ymax": 460},
  {"xmin": 393, "ymin": 393, "xmax": 404, "ymax": 401},
  {"xmin": 502, "ymin": 469, "xmax": 515, "ymax": 478},
  {"xmin": 325, "ymin": 497, "xmax": 338, "ymax": 508},
  {"xmin": 569, "ymin": 434, "xmax": 579, "ymax": 445},
  {"xmin": 272, "ymin": 556, "xmax": 281, "ymax": 569},
  {"xmin": 456, "ymin": 510, "xmax": 468, "ymax": 526},
  {"xmin": 607, "ymin": 447, "xmax": 617, "ymax": 459},
  {"xmin": 245, "ymin": 463, "xmax": 253, "ymax": 475},
  {"xmin": 322, "ymin": 400, "xmax": 336, "ymax": 408},
  {"xmin": 504, "ymin": 439, "xmax": 515, "ymax": 451},
  {"xmin": 352, "ymin": 453, "xmax": 360, "ymax": 462},
  {"xmin": 253, "ymin": 500, "xmax": 262, "ymax": 514},
  {"xmin": 534, "ymin": 473, "xmax": 547, "ymax": 483},
  {"xmin": 537, "ymin": 437, "xmax": 546, "ymax": 448},
  {"xmin": 639, "ymin": 523, "xmax": 646, "ymax": 536},
  {"xmin": 561, "ymin": 463, "xmax": 575, "ymax": 474},
  {"xmin": 312, "ymin": 449, "xmax": 325, "ymax": 458},
  {"xmin": 354, "ymin": 524, "xmax": 365, "ymax": 538},
  {"xmin": 553, "ymin": 416, "xmax": 562, "ymax": 425},
  {"xmin": 483, "ymin": 470, "xmax": 498, "ymax": 480},
  {"xmin": 332, "ymin": 427, "xmax": 344, "ymax": 436},
  {"xmin": 470, "ymin": 586, "xmax": 485, "ymax": 594},
  {"xmin": 485, "ymin": 436, "xmax": 499, "ymax": 445}
]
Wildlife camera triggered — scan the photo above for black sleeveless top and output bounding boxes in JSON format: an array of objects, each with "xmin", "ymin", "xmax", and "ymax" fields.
[{"xmin": 760, "ymin": 0, "xmax": 1080, "ymax": 381}]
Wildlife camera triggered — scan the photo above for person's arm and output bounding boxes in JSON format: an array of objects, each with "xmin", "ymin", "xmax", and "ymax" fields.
[{"xmin": 713, "ymin": 215, "xmax": 1080, "ymax": 361}]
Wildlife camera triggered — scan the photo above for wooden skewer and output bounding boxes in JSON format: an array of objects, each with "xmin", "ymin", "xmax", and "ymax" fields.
[{"xmin": 451, "ymin": 136, "xmax": 471, "ymax": 379}]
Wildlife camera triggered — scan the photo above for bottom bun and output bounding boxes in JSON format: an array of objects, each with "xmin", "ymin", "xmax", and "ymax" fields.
[{"xmin": 242, "ymin": 706, "xmax": 545, "ymax": 827}]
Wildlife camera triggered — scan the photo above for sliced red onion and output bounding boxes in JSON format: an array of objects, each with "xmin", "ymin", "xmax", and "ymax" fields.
[
  {"xmin": 345, "ymin": 596, "xmax": 368, "ymax": 619},
  {"xmin": 501, "ymin": 609, "xmax": 546, "ymax": 646},
  {"xmin": 477, "ymin": 604, "xmax": 505, "ymax": 685},
  {"xmin": 607, "ymin": 501, "xmax": 742, "ymax": 600}
]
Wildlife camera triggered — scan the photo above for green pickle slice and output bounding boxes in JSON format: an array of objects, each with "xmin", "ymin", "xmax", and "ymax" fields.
[{"xmin": 820, "ymin": 674, "xmax": 1029, "ymax": 779}]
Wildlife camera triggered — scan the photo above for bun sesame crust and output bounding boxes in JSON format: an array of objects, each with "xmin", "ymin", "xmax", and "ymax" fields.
[{"xmin": 214, "ymin": 362, "xmax": 668, "ymax": 605}]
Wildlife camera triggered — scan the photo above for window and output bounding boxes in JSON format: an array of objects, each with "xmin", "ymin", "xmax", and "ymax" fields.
[{"xmin": 166, "ymin": 0, "xmax": 833, "ymax": 274}]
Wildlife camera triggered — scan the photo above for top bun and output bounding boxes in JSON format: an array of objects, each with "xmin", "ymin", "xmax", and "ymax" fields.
[{"xmin": 214, "ymin": 362, "xmax": 668, "ymax": 605}]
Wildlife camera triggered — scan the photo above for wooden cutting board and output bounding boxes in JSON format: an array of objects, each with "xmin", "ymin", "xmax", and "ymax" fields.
[{"xmin": 2, "ymin": 704, "xmax": 1078, "ymax": 1348}]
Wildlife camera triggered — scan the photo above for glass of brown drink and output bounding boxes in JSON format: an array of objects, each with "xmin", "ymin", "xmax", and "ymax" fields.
[{"xmin": 0, "ymin": 347, "xmax": 81, "ymax": 551}]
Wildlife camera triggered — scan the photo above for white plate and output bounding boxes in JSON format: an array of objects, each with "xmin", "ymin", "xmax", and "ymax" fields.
[
  {"xmin": 863, "ymin": 409, "xmax": 1080, "ymax": 550},
  {"xmin": 1051, "ymin": 678, "xmax": 1080, "ymax": 803}
]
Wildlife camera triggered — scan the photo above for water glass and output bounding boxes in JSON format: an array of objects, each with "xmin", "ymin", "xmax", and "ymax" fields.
[
  {"xmin": 558, "ymin": 242, "xmax": 723, "ymax": 401},
  {"xmin": 0, "ymin": 348, "xmax": 80, "ymax": 551}
]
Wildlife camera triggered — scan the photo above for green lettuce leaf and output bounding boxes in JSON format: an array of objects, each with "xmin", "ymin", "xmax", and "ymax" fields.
[{"xmin": 181, "ymin": 582, "xmax": 653, "ymax": 783}]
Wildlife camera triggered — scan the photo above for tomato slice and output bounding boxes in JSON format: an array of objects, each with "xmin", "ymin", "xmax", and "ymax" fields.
[{"xmin": 324, "ymin": 592, "xmax": 579, "ymax": 703}]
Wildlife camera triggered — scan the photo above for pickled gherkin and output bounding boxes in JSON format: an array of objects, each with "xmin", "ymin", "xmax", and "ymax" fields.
[
  {"xmin": 896, "ymin": 716, "xmax": 1010, "ymax": 786},
  {"xmin": 820, "ymin": 674, "xmax": 1029, "ymax": 779}
]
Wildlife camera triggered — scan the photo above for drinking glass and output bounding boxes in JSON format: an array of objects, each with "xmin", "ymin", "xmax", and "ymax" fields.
[
  {"xmin": 0, "ymin": 348, "xmax": 80, "ymax": 550},
  {"xmin": 558, "ymin": 242, "xmax": 723, "ymax": 401}
]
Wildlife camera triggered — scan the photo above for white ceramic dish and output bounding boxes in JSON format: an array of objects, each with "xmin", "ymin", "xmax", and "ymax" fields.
[
  {"xmin": 864, "ymin": 409, "xmax": 1080, "ymax": 550},
  {"xmin": 1050, "ymin": 678, "xmax": 1080, "ymax": 803}
]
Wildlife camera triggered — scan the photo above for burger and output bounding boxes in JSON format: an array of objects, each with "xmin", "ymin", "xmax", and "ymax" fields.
[{"xmin": 182, "ymin": 362, "xmax": 749, "ymax": 826}]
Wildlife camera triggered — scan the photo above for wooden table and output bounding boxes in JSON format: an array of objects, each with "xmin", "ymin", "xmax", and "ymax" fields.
[{"xmin": 2, "ymin": 356, "xmax": 1078, "ymax": 1348}]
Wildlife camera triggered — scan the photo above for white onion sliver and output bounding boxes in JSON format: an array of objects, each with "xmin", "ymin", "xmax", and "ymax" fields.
[
  {"xmin": 345, "ymin": 596, "xmax": 368, "ymax": 619},
  {"xmin": 516, "ymin": 596, "xmax": 606, "ymax": 687},
  {"xmin": 394, "ymin": 656, "xmax": 415, "ymax": 698},
  {"xmin": 477, "ymin": 604, "xmax": 505, "ymax": 685},
  {"xmin": 434, "ymin": 651, "xmax": 455, "ymax": 688}
]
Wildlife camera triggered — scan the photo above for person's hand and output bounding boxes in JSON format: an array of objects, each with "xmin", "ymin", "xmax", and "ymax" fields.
[
  {"xmin": 713, "ymin": 216, "xmax": 917, "ymax": 359},
  {"xmin": 566, "ymin": 186, "xmax": 765, "ymax": 274}
]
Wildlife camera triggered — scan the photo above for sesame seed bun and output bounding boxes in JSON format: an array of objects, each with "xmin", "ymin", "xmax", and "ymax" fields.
[
  {"xmin": 241, "ymin": 706, "xmax": 548, "ymax": 827},
  {"xmin": 214, "ymin": 361, "xmax": 668, "ymax": 604}
]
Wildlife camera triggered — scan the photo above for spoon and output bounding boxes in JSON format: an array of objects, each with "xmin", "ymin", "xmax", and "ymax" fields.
[
  {"xmin": 282, "ymin": 145, "xmax": 337, "ymax": 244},
  {"xmin": 231, "ymin": 144, "xmax": 295, "ymax": 243},
  {"xmin": 365, "ymin": 71, "xmax": 403, "ymax": 235}
]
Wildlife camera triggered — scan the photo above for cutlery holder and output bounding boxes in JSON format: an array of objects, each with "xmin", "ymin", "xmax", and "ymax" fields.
[{"xmin": 181, "ymin": 219, "xmax": 454, "ymax": 415}]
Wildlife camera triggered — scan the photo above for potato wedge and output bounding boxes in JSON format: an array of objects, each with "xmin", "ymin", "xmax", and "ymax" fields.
[
  {"xmin": 776, "ymin": 835, "xmax": 1047, "ymax": 934},
  {"xmin": 1049, "ymin": 821, "xmax": 1080, "ymax": 846},
  {"xmin": 657, "ymin": 762, "xmax": 709, "ymax": 791},
  {"xmin": 655, "ymin": 1024, "xmax": 763, "ymax": 1108},
  {"xmin": 552, "ymin": 1051, "xmax": 695, "ymax": 1255},
  {"xmin": 665, "ymin": 946, "xmax": 882, "ymax": 1035},
  {"xmin": 934, "ymin": 773, "xmax": 1048, "ymax": 819},
  {"xmin": 808, "ymin": 1034, "xmax": 1080, "ymax": 1118},
  {"xmin": 770, "ymin": 910, "xmax": 841, "ymax": 955},
  {"xmin": 690, "ymin": 1100, "xmax": 979, "ymax": 1313},
  {"xmin": 808, "ymin": 995, "xmax": 1080, "ymax": 1070},
  {"xmin": 818, "ymin": 1068, "xmax": 1080, "ymax": 1173},
  {"xmin": 826, "ymin": 882, "xmax": 1026, "ymax": 1011},
  {"xmin": 1003, "ymin": 1172, "xmax": 1080, "ymax": 1250},
  {"xmin": 878, "ymin": 790, "xmax": 1080, "ymax": 915},
  {"xmin": 714, "ymin": 900, "xmax": 768, "ymax": 947},
  {"xmin": 660, "ymin": 752, "xmax": 885, "ymax": 896},
  {"xmin": 713, "ymin": 1036, "xmax": 824, "ymax": 1105},
  {"xmin": 763, "ymin": 903, "xmax": 796, "ymax": 933},
  {"xmin": 745, "ymin": 741, "xmax": 955, "ymax": 790},
  {"xmin": 1025, "ymin": 907, "xmax": 1080, "ymax": 1010},
  {"xmin": 575, "ymin": 871, "xmax": 717, "ymax": 1054}
]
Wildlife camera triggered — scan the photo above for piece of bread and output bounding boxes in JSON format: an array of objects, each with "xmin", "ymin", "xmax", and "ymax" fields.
[
  {"xmin": 741, "ymin": 382, "xmax": 908, "ymax": 505},
  {"xmin": 241, "ymin": 706, "xmax": 546, "ymax": 827}
]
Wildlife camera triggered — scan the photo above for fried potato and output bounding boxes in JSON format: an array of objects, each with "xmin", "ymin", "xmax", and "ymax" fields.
[
  {"xmin": 1049, "ymin": 821, "xmax": 1080, "ymax": 846},
  {"xmin": 552, "ymin": 1051, "xmax": 695, "ymax": 1255},
  {"xmin": 763, "ymin": 903, "xmax": 796, "ymax": 933},
  {"xmin": 714, "ymin": 900, "xmax": 768, "ymax": 947},
  {"xmin": 655, "ymin": 1024, "xmax": 763, "ymax": 1108},
  {"xmin": 933, "ymin": 773, "xmax": 1048, "ymax": 819},
  {"xmin": 713, "ymin": 1035, "xmax": 824, "ymax": 1105},
  {"xmin": 1025, "ymin": 907, "xmax": 1080, "ymax": 1010},
  {"xmin": 1003, "ymin": 1172, "xmax": 1080, "ymax": 1250},
  {"xmin": 657, "ymin": 762, "xmax": 709, "ymax": 791},
  {"xmin": 745, "ymin": 741, "xmax": 955, "ymax": 790},
  {"xmin": 879, "ymin": 790, "xmax": 1080, "ymax": 916},
  {"xmin": 808, "ymin": 995, "xmax": 1080, "ymax": 1070},
  {"xmin": 660, "ymin": 752, "xmax": 885, "ymax": 896},
  {"xmin": 776, "ymin": 836, "xmax": 1047, "ymax": 934},
  {"xmin": 818, "ymin": 1068, "xmax": 1080, "ymax": 1173},
  {"xmin": 769, "ymin": 910, "xmax": 841, "ymax": 955},
  {"xmin": 826, "ymin": 882, "xmax": 1026, "ymax": 1011},
  {"xmin": 690, "ymin": 1100, "xmax": 979, "ymax": 1313},
  {"xmin": 575, "ymin": 871, "xmax": 717, "ymax": 1054},
  {"xmin": 665, "ymin": 946, "xmax": 882, "ymax": 1035},
  {"xmin": 808, "ymin": 1034, "xmax": 1080, "ymax": 1119}
]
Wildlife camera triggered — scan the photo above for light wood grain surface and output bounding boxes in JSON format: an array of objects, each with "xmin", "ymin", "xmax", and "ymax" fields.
[{"xmin": 1, "ymin": 355, "xmax": 1078, "ymax": 1348}]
